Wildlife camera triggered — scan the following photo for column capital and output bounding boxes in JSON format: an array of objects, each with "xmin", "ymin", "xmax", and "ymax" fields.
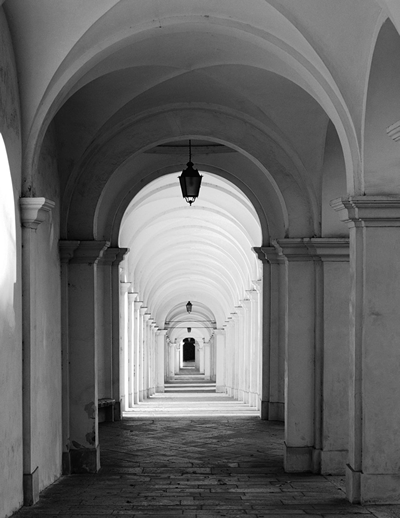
[
  {"xmin": 157, "ymin": 329, "xmax": 168, "ymax": 336},
  {"xmin": 304, "ymin": 238, "xmax": 349, "ymax": 262},
  {"xmin": 252, "ymin": 279, "xmax": 262, "ymax": 292},
  {"xmin": 120, "ymin": 281, "xmax": 131, "ymax": 294},
  {"xmin": 214, "ymin": 328, "xmax": 225, "ymax": 336},
  {"xmin": 143, "ymin": 312, "xmax": 151, "ymax": 322},
  {"xmin": 134, "ymin": 299, "xmax": 143, "ymax": 309},
  {"xmin": 274, "ymin": 238, "xmax": 313, "ymax": 261},
  {"xmin": 110, "ymin": 247, "xmax": 130, "ymax": 266},
  {"xmin": 241, "ymin": 299, "xmax": 251, "ymax": 310},
  {"xmin": 258, "ymin": 246, "xmax": 285, "ymax": 264},
  {"xmin": 20, "ymin": 197, "xmax": 55, "ymax": 230},
  {"xmin": 98, "ymin": 247, "xmax": 128, "ymax": 266},
  {"xmin": 139, "ymin": 306, "xmax": 148, "ymax": 316},
  {"xmin": 128, "ymin": 292, "xmax": 138, "ymax": 302},
  {"xmin": 69, "ymin": 240, "xmax": 110, "ymax": 265},
  {"xmin": 246, "ymin": 289, "xmax": 258, "ymax": 301},
  {"xmin": 331, "ymin": 196, "xmax": 400, "ymax": 227},
  {"xmin": 59, "ymin": 240, "xmax": 80, "ymax": 264}
]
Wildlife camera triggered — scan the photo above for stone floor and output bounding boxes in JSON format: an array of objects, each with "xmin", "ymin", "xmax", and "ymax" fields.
[{"xmin": 12, "ymin": 412, "xmax": 400, "ymax": 518}]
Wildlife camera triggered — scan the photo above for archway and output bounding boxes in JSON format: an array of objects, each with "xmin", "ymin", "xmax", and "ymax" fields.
[
  {"xmin": 182, "ymin": 338, "xmax": 195, "ymax": 363},
  {"xmin": 118, "ymin": 166, "xmax": 263, "ymax": 413}
]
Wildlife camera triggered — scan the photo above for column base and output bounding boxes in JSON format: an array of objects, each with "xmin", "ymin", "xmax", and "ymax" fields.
[
  {"xmin": 62, "ymin": 451, "xmax": 71, "ymax": 475},
  {"xmin": 260, "ymin": 400, "xmax": 269, "ymax": 420},
  {"xmin": 320, "ymin": 450, "xmax": 347, "ymax": 475},
  {"xmin": 248, "ymin": 392, "xmax": 257, "ymax": 407},
  {"xmin": 346, "ymin": 464, "xmax": 400, "ymax": 504},
  {"xmin": 268, "ymin": 402, "xmax": 284, "ymax": 421},
  {"xmin": 284, "ymin": 444, "xmax": 312, "ymax": 472},
  {"xmin": 23, "ymin": 467, "xmax": 39, "ymax": 506},
  {"xmin": 114, "ymin": 401, "xmax": 122, "ymax": 421},
  {"xmin": 70, "ymin": 445, "xmax": 100, "ymax": 474},
  {"xmin": 156, "ymin": 386, "xmax": 165, "ymax": 393},
  {"xmin": 216, "ymin": 385, "xmax": 226, "ymax": 393}
]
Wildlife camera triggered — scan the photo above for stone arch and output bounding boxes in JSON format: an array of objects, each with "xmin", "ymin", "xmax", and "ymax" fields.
[{"xmin": 64, "ymin": 109, "xmax": 316, "ymax": 243}]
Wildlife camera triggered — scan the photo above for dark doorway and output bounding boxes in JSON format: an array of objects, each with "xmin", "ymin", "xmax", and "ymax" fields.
[{"xmin": 183, "ymin": 337, "xmax": 195, "ymax": 362}]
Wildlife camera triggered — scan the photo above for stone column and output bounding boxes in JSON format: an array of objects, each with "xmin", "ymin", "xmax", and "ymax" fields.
[
  {"xmin": 142, "ymin": 311, "xmax": 150, "ymax": 399},
  {"xmin": 242, "ymin": 299, "xmax": 251, "ymax": 404},
  {"xmin": 68, "ymin": 240, "xmax": 109, "ymax": 473},
  {"xmin": 119, "ymin": 281, "xmax": 131, "ymax": 412},
  {"xmin": 246, "ymin": 288, "xmax": 260, "ymax": 409},
  {"xmin": 168, "ymin": 339, "xmax": 176, "ymax": 380},
  {"xmin": 235, "ymin": 306, "xmax": 245, "ymax": 401},
  {"xmin": 260, "ymin": 248, "xmax": 285, "ymax": 421},
  {"xmin": 252, "ymin": 248, "xmax": 271, "ymax": 419},
  {"xmin": 214, "ymin": 329, "xmax": 225, "ymax": 392},
  {"xmin": 20, "ymin": 198, "xmax": 55, "ymax": 504},
  {"xmin": 252, "ymin": 281, "xmax": 263, "ymax": 412},
  {"xmin": 59, "ymin": 240, "xmax": 80, "ymax": 476},
  {"xmin": 149, "ymin": 321, "xmax": 157, "ymax": 395},
  {"xmin": 332, "ymin": 197, "xmax": 400, "ymax": 503},
  {"xmin": 275, "ymin": 239, "xmax": 315, "ymax": 473},
  {"xmin": 232, "ymin": 312, "xmax": 239, "ymax": 399},
  {"xmin": 225, "ymin": 316, "xmax": 234, "ymax": 396},
  {"xmin": 305, "ymin": 239, "xmax": 350, "ymax": 475},
  {"xmin": 204, "ymin": 338, "xmax": 211, "ymax": 380},
  {"xmin": 127, "ymin": 292, "xmax": 137, "ymax": 407},
  {"xmin": 133, "ymin": 300, "xmax": 142, "ymax": 404},
  {"xmin": 156, "ymin": 330, "xmax": 167, "ymax": 392},
  {"xmin": 138, "ymin": 306, "xmax": 147, "ymax": 400},
  {"xmin": 110, "ymin": 248, "xmax": 129, "ymax": 420},
  {"xmin": 97, "ymin": 249, "xmax": 122, "ymax": 402}
]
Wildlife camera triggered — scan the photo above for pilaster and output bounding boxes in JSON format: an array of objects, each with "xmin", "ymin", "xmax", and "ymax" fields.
[
  {"xmin": 20, "ymin": 197, "xmax": 55, "ymax": 505},
  {"xmin": 275, "ymin": 239, "xmax": 315, "ymax": 473},
  {"xmin": 305, "ymin": 238, "xmax": 350, "ymax": 475},
  {"xmin": 156, "ymin": 330, "xmax": 167, "ymax": 392},
  {"xmin": 68, "ymin": 240, "xmax": 109, "ymax": 474},
  {"xmin": 109, "ymin": 248, "xmax": 129, "ymax": 419},
  {"xmin": 252, "ymin": 247, "xmax": 271, "ymax": 419},
  {"xmin": 332, "ymin": 196, "xmax": 400, "ymax": 503},
  {"xmin": 59, "ymin": 240, "xmax": 80, "ymax": 476}
]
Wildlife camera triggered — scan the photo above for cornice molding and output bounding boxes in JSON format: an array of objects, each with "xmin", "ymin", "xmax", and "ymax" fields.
[
  {"xmin": 20, "ymin": 197, "xmax": 55, "ymax": 230},
  {"xmin": 305, "ymin": 238, "xmax": 349, "ymax": 262},
  {"xmin": 332, "ymin": 196, "xmax": 400, "ymax": 226},
  {"xmin": 274, "ymin": 238, "xmax": 312, "ymax": 261},
  {"xmin": 59, "ymin": 240, "xmax": 80, "ymax": 264},
  {"xmin": 69, "ymin": 240, "xmax": 109, "ymax": 265}
]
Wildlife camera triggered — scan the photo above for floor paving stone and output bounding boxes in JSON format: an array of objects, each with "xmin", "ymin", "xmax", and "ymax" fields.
[{"xmin": 11, "ymin": 413, "xmax": 400, "ymax": 517}]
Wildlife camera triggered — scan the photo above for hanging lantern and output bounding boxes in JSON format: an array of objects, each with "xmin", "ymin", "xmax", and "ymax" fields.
[
  {"xmin": 186, "ymin": 301, "xmax": 192, "ymax": 313},
  {"xmin": 178, "ymin": 140, "xmax": 202, "ymax": 206}
]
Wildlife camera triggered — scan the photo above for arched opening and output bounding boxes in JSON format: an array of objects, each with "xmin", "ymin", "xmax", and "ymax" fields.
[
  {"xmin": 118, "ymin": 163, "xmax": 263, "ymax": 415},
  {"xmin": 182, "ymin": 338, "xmax": 195, "ymax": 363}
]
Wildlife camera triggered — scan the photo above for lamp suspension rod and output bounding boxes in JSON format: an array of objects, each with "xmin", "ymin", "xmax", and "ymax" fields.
[{"xmin": 189, "ymin": 139, "xmax": 192, "ymax": 162}]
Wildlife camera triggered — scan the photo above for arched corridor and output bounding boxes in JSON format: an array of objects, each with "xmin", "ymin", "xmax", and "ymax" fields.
[
  {"xmin": 118, "ymin": 170, "xmax": 264, "ymax": 415},
  {"xmin": 4, "ymin": 2, "xmax": 400, "ymax": 516}
]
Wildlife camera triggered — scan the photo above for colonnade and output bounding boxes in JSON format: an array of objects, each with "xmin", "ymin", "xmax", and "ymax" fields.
[{"xmin": 59, "ymin": 213, "xmax": 400, "ymax": 503}]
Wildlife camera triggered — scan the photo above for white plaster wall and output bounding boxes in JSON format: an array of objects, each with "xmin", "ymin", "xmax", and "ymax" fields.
[
  {"xmin": 33, "ymin": 122, "xmax": 62, "ymax": 492},
  {"xmin": 321, "ymin": 122, "xmax": 348, "ymax": 237},
  {"xmin": 0, "ymin": 8, "xmax": 23, "ymax": 517}
]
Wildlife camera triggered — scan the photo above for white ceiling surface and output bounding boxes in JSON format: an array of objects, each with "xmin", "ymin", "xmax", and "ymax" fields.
[{"xmin": 119, "ymin": 173, "xmax": 262, "ymax": 329}]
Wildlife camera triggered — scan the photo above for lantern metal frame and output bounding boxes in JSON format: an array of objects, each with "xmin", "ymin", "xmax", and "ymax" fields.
[{"xmin": 178, "ymin": 140, "xmax": 203, "ymax": 206}]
